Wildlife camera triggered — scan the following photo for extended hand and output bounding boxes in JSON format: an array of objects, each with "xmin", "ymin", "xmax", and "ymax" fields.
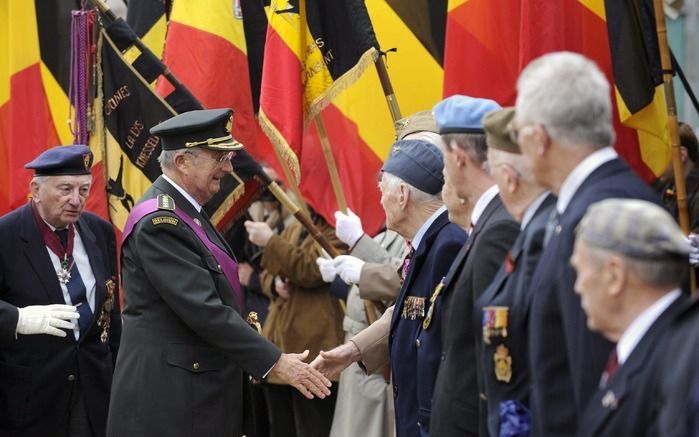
[
  {"xmin": 245, "ymin": 221, "xmax": 275, "ymax": 247},
  {"xmin": 16, "ymin": 304, "xmax": 79, "ymax": 337},
  {"xmin": 310, "ymin": 342, "xmax": 361, "ymax": 379},
  {"xmin": 333, "ymin": 255, "xmax": 365, "ymax": 284},
  {"xmin": 270, "ymin": 350, "xmax": 332, "ymax": 399},
  {"xmin": 334, "ymin": 209, "xmax": 364, "ymax": 246}
]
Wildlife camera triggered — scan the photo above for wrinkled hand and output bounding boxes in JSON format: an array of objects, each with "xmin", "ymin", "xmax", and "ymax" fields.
[
  {"xmin": 688, "ymin": 234, "xmax": 699, "ymax": 267},
  {"xmin": 316, "ymin": 257, "xmax": 337, "ymax": 283},
  {"xmin": 16, "ymin": 304, "xmax": 79, "ymax": 337},
  {"xmin": 245, "ymin": 221, "xmax": 274, "ymax": 247},
  {"xmin": 275, "ymin": 276, "xmax": 292, "ymax": 299},
  {"xmin": 333, "ymin": 255, "xmax": 365, "ymax": 284},
  {"xmin": 238, "ymin": 262, "xmax": 254, "ymax": 287},
  {"xmin": 310, "ymin": 342, "xmax": 361, "ymax": 379},
  {"xmin": 269, "ymin": 350, "xmax": 332, "ymax": 399},
  {"xmin": 334, "ymin": 209, "xmax": 364, "ymax": 247}
]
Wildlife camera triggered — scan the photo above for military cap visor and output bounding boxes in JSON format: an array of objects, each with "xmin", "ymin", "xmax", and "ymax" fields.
[
  {"xmin": 25, "ymin": 144, "xmax": 93, "ymax": 176},
  {"xmin": 150, "ymin": 108, "xmax": 243, "ymax": 151}
]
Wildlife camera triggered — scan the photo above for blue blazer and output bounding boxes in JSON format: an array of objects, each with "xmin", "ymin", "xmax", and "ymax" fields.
[
  {"xmin": 527, "ymin": 157, "xmax": 662, "ymax": 436},
  {"xmin": 0, "ymin": 202, "xmax": 120, "ymax": 437},
  {"xmin": 475, "ymin": 193, "xmax": 556, "ymax": 436},
  {"xmin": 389, "ymin": 209, "xmax": 467, "ymax": 437},
  {"xmin": 578, "ymin": 295, "xmax": 689, "ymax": 437},
  {"xmin": 430, "ymin": 194, "xmax": 520, "ymax": 436}
]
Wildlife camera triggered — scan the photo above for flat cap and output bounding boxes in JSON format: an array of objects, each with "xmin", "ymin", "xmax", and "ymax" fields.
[
  {"xmin": 382, "ymin": 139, "xmax": 444, "ymax": 195},
  {"xmin": 150, "ymin": 108, "xmax": 243, "ymax": 151},
  {"xmin": 395, "ymin": 110, "xmax": 438, "ymax": 140},
  {"xmin": 433, "ymin": 95, "xmax": 501, "ymax": 135},
  {"xmin": 484, "ymin": 107, "xmax": 519, "ymax": 153},
  {"xmin": 576, "ymin": 199, "xmax": 692, "ymax": 259},
  {"xmin": 25, "ymin": 145, "xmax": 93, "ymax": 176}
]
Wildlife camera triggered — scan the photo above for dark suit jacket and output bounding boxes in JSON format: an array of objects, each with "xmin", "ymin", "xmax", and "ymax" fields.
[
  {"xmin": 577, "ymin": 295, "xmax": 688, "ymax": 437},
  {"xmin": 0, "ymin": 299, "xmax": 19, "ymax": 347},
  {"xmin": 430, "ymin": 194, "xmax": 520, "ymax": 436},
  {"xmin": 475, "ymin": 194, "xmax": 556, "ymax": 436},
  {"xmin": 528, "ymin": 157, "xmax": 662, "ymax": 436},
  {"xmin": 0, "ymin": 202, "xmax": 120, "ymax": 437},
  {"xmin": 656, "ymin": 297, "xmax": 699, "ymax": 437},
  {"xmin": 389, "ymin": 210, "xmax": 467, "ymax": 437},
  {"xmin": 107, "ymin": 176, "xmax": 281, "ymax": 437}
]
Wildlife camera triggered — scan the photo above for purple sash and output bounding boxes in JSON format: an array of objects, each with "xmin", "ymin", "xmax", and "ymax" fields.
[{"xmin": 122, "ymin": 198, "xmax": 244, "ymax": 310}]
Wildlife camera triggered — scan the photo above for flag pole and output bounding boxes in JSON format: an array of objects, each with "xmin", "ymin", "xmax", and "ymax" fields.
[
  {"xmin": 652, "ymin": 0, "xmax": 695, "ymax": 295},
  {"xmin": 268, "ymin": 142, "xmax": 311, "ymax": 218},
  {"xmin": 315, "ymin": 115, "xmax": 348, "ymax": 213},
  {"xmin": 375, "ymin": 56, "xmax": 402, "ymax": 125}
]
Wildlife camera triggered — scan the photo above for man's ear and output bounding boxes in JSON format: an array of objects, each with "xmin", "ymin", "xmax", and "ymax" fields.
[
  {"xmin": 398, "ymin": 183, "xmax": 410, "ymax": 210},
  {"xmin": 30, "ymin": 180, "xmax": 41, "ymax": 202},
  {"xmin": 606, "ymin": 255, "xmax": 627, "ymax": 297},
  {"xmin": 503, "ymin": 165, "xmax": 520, "ymax": 195}
]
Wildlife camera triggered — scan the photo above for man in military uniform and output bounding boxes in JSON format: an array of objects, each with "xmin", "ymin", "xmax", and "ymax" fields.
[
  {"xmin": 0, "ymin": 144, "xmax": 120, "ymax": 437},
  {"xmin": 572, "ymin": 199, "xmax": 690, "ymax": 437},
  {"xmin": 312, "ymin": 139, "xmax": 467, "ymax": 437},
  {"xmin": 474, "ymin": 107, "xmax": 555, "ymax": 436},
  {"xmin": 429, "ymin": 96, "xmax": 520, "ymax": 436},
  {"xmin": 513, "ymin": 52, "xmax": 661, "ymax": 435},
  {"xmin": 106, "ymin": 108, "xmax": 331, "ymax": 437}
]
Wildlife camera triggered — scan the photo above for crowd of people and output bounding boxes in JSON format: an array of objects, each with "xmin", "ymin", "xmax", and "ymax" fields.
[{"xmin": 1, "ymin": 51, "xmax": 699, "ymax": 437}]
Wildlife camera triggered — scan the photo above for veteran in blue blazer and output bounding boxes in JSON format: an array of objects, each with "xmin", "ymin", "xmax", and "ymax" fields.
[
  {"xmin": 0, "ymin": 145, "xmax": 121, "ymax": 437},
  {"xmin": 513, "ymin": 52, "xmax": 664, "ymax": 435},
  {"xmin": 474, "ymin": 107, "xmax": 556, "ymax": 437},
  {"xmin": 573, "ymin": 199, "xmax": 691, "ymax": 437}
]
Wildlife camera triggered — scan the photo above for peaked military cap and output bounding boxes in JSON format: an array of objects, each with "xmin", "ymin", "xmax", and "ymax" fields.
[
  {"xmin": 434, "ymin": 95, "xmax": 502, "ymax": 134},
  {"xmin": 382, "ymin": 139, "xmax": 444, "ymax": 195},
  {"xmin": 484, "ymin": 107, "xmax": 519, "ymax": 153},
  {"xmin": 577, "ymin": 198, "xmax": 692, "ymax": 259},
  {"xmin": 395, "ymin": 110, "xmax": 438, "ymax": 141},
  {"xmin": 24, "ymin": 144, "xmax": 93, "ymax": 176},
  {"xmin": 150, "ymin": 108, "xmax": 243, "ymax": 151}
]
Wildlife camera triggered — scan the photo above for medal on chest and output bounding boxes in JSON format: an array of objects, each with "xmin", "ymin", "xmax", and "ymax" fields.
[{"xmin": 57, "ymin": 256, "xmax": 75, "ymax": 285}]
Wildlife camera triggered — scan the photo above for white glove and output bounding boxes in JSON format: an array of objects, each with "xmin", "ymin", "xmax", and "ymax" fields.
[
  {"xmin": 16, "ymin": 304, "xmax": 79, "ymax": 337},
  {"xmin": 334, "ymin": 209, "xmax": 364, "ymax": 247},
  {"xmin": 316, "ymin": 257, "xmax": 338, "ymax": 283},
  {"xmin": 333, "ymin": 255, "xmax": 365, "ymax": 284},
  {"xmin": 688, "ymin": 234, "xmax": 699, "ymax": 267}
]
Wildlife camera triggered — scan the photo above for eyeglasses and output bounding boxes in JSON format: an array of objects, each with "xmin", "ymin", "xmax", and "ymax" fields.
[{"xmin": 186, "ymin": 150, "xmax": 235, "ymax": 165}]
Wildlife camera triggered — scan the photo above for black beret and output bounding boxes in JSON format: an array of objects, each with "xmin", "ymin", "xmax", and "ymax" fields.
[
  {"xmin": 24, "ymin": 145, "xmax": 93, "ymax": 176},
  {"xmin": 150, "ymin": 108, "xmax": 243, "ymax": 151}
]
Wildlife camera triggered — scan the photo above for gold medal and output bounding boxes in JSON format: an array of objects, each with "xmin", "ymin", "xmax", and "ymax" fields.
[
  {"xmin": 98, "ymin": 279, "xmax": 116, "ymax": 343},
  {"xmin": 401, "ymin": 296, "xmax": 426, "ymax": 320},
  {"xmin": 493, "ymin": 344, "xmax": 513, "ymax": 383},
  {"xmin": 482, "ymin": 306, "xmax": 509, "ymax": 344},
  {"xmin": 246, "ymin": 312, "xmax": 263, "ymax": 334}
]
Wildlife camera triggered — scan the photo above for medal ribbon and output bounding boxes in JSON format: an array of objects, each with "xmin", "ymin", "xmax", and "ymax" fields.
[{"xmin": 31, "ymin": 202, "xmax": 75, "ymax": 261}]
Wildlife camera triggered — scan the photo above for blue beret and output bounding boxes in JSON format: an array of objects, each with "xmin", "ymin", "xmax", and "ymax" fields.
[
  {"xmin": 24, "ymin": 145, "xmax": 93, "ymax": 176},
  {"xmin": 150, "ymin": 108, "xmax": 243, "ymax": 151},
  {"xmin": 382, "ymin": 139, "xmax": 444, "ymax": 195},
  {"xmin": 434, "ymin": 95, "xmax": 502, "ymax": 134}
]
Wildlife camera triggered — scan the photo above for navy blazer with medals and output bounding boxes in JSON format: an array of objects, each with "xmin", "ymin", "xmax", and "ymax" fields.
[
  {"xmin": 389, "ymin": 208, "xmax": 467, "ymax": 437},
  {"xmin": 0, "ymin": 202, "xmax": 120, "ymax": 437},
  {"xmin": 475, "ymin": 193, "xmax": 556, "ymax": 436},
  {"xmin": 527, "ymin": 156, "xmax": 663, "ymax": 436},
  {"xmin": 430, "ymin": 194, "xmax": 520, "ymax": 436},
  {"xmin": 577, "ymin": 294, "xmax": 688, "ymax": 437},
  {"xmin": 107, "ymin": 176, "xmax": 281, "ymax": 437}
]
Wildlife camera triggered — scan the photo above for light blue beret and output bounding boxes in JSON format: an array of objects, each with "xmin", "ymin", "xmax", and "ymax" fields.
[{"xmin": 434, "ymin": 95, "xmax": 502, "ymax": 134}]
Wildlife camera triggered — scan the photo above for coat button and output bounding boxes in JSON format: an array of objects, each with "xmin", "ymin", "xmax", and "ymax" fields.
[
  {"xmin": 192, "ymin": 362, "xmax": 200, "ymax": 370},
  {"xmin": 415, "ymin": 339, "xmax": 421, "ymax": 348},
  {"xmin": 441, "ymin": 352, "xmax": 446, "ymax": 361},
  {"xmin": 67, "ymin": 374, "xmax": 76, "ymax": 381}
]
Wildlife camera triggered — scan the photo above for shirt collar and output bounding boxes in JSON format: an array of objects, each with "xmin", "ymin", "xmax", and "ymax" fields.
[
  {"xmin": 616, "ymin": 289, "xmax": 681, "ymax": 365},
  {"xmin": 557, "ymin": 147, "xmax": 617, "ymax": 214},
  {"xmin": 411, "ymin": 205, "xmax": 447, "ymax": 251},
  {"xmin": 471, "ymin": 185, "xmax": 499, "ymax": 227},
  {"xmin": 521, "ymin": 192, "xmax": 551, "ymax": 230},
  {"xmin": 162, "ymin": 174, "xmax": 203, "ymax": 212}
]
